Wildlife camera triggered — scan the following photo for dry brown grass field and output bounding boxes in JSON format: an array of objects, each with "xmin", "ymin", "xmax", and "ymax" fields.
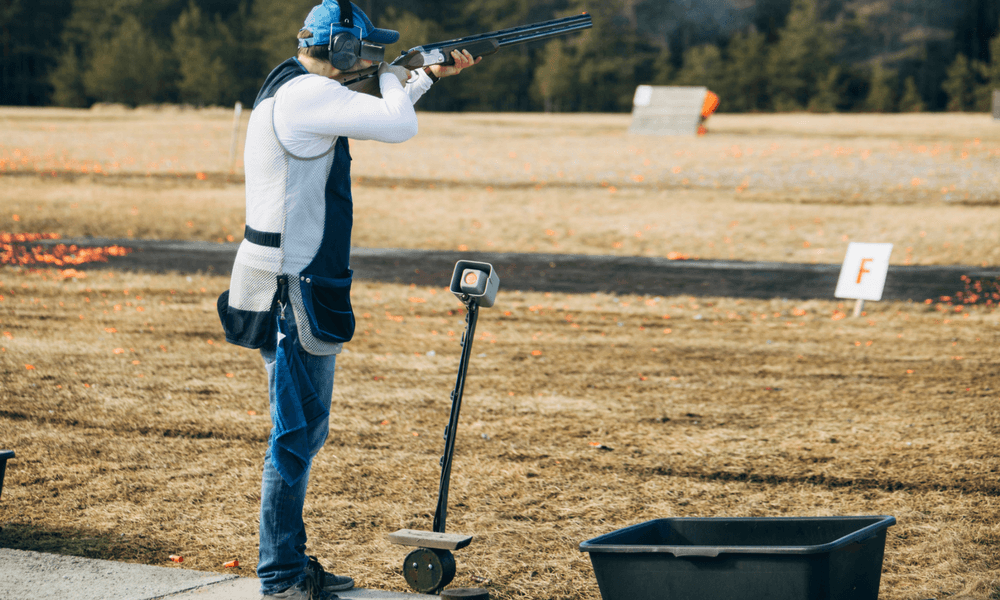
[
  {"xmin": 1, "ymin": 107, "xmax": 999, "ymax": 266},
  {"xmin": 1, "ymin": 107, "xmax": 999, "ymax": 599}
]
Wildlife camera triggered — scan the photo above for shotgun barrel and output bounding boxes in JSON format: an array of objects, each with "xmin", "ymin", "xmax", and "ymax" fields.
[
  {"xmin": 342, "ymin": 13, "xmax": 592, "ymax": 96},
  {"xmin": 409, "ymin": 13, "xmax": 592, "ymax": 59}
]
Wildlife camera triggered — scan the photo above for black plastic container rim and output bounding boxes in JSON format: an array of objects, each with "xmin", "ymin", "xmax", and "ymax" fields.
[{"xmin": 578, "ymin": 515, "xmax": 897, "ymax": 558}]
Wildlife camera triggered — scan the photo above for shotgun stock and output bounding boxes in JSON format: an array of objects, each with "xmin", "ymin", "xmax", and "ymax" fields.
[{"xmin": 341, "ymin": 13, "xmax": 592, "ymax": 97}]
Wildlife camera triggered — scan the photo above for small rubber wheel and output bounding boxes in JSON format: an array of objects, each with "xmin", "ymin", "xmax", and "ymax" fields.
[{"xmin": 402, "ymin": 547, "xmax": 456, "ymax": 593}]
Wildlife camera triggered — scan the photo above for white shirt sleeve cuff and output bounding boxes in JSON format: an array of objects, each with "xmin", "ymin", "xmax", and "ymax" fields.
[{"xmin": 404, "ymin": 68, "xmax": 435, "ymax": 104}]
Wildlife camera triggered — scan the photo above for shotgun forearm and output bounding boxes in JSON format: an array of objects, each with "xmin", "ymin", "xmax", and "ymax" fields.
[{"xmin": 392, "ymin": 39, "xmax": 501, "ymax": 70}]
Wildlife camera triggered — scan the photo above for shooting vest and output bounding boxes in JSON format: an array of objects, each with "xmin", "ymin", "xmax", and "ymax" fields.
[{"xmin": 217, "ymin": 58, "xmax": 355, "ymax": 355}]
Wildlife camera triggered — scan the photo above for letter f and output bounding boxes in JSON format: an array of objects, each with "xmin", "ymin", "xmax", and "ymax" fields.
[{"xmin": 856, "ymin": 258, "xmax": 873, "ymax": 284}]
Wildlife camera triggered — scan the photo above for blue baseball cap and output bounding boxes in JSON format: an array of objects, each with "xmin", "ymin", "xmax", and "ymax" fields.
[{"xmin": 299, "ymin": 0, "xmax": 400, "ymax": 48}]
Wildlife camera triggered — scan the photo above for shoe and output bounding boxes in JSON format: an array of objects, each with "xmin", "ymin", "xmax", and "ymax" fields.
[
  {"xmin": 265, "ymin": 577, "xmax": 338, "ymax": 600},
  {"xmin": 306, "ymin": 555, "xmax": 355, "ymax": 592}
]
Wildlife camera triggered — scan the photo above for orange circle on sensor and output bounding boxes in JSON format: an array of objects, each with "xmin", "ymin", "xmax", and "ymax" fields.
[{"xmin": 464, "ymin": 272, "xmax": 478, "ymax": 285}]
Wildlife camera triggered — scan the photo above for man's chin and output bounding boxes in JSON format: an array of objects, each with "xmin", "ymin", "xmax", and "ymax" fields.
[{"xmin": 345, "ymin": 62, "xmax": 375, "ymax": 74}]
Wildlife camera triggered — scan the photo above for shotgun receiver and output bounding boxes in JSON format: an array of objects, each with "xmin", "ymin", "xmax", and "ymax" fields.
[{"xmin": 342, "ymin": 13, "xmax": 592, "ymax": 97}]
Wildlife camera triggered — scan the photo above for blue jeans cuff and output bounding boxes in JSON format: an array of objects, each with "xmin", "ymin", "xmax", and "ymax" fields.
[{"xmin": 260, "ymin": 572, "xmax": 309, "ymax": 596}]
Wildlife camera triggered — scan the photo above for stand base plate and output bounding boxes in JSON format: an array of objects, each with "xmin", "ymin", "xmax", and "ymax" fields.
[{"xmin": 388, "ymin": 529, "xmax": 473, "ymax": 550}]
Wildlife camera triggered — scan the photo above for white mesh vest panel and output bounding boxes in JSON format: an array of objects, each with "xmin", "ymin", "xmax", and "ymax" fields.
[{"xmin": 228, "ymin": 92, "xmax": 343, "ymax": 355}]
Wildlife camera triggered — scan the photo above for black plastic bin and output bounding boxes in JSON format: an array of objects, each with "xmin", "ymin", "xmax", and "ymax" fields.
[{"xmin": 580, "ymin": 516, "xmax": 895, "ymax": 600}]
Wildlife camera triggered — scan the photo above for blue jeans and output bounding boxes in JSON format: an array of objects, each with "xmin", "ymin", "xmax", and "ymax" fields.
[{"xmin": 258, "ymin": 310, "xmax": 337, "ymax": 595}]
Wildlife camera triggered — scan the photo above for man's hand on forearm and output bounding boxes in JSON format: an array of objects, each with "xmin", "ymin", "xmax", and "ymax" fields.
[{"xmin": 427, "ymin": 49, "xmax": 482, "ymax": 80}]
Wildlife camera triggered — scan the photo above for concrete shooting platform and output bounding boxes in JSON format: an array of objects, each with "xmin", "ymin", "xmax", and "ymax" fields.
[{"xmin": 0, "ymin": 548, "xmax": 437, "ymax": 600}]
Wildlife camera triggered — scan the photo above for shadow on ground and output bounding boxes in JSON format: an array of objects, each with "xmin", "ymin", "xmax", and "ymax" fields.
[{"xmin": 0, "ymin": 523, "xmax": 171, "ymax": 564}]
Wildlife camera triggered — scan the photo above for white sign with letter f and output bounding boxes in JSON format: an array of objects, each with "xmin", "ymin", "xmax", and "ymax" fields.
[{"xmin": 835, "ymin": 242, "xmax": 894, "ymax": 302}]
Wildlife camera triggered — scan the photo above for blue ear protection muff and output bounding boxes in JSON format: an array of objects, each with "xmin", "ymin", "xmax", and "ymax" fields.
[{"xmin": 328, "ymin": 0, "xmax": 385, "ymax": 70}]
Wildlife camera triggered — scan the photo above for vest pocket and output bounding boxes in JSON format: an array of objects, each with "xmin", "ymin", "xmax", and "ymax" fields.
[
  {"xmin": 299, "ymin": 270, "xmax": 355, "ymax": 343},
  {"xmin": 217, "ymin": 290, "xmax": 278, "ymax": 350}
]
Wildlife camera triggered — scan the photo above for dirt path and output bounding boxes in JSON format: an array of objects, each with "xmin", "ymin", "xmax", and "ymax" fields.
[{"xmin": 27, "ymin": 238, "xmax": 1000, "ymax": 301}]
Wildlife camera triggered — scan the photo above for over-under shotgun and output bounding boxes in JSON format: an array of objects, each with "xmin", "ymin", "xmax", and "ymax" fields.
[{"xmin": 341, "ymin": 13, "xmax": 593, "ymax": 97}]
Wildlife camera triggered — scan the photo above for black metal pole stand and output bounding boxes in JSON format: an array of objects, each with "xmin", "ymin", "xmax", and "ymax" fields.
[
  {"xmin": 390, "ymin": 268, "xmax": 493, "ymax": 599},
  {"xmin": 433, "ymin": 298, "xmax": 479, "ymax": 534}
]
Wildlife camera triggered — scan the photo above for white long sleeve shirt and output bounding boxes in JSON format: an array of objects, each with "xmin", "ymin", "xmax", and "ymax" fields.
[{"xmin": 273, "ymin": 67, "xmax": 434, "ymax": 157}]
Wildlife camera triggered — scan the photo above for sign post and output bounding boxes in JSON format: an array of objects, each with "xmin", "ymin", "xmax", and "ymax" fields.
[
  {"xmin": 229, "ymin": 101, "xmax": 243, "ymax": 174},
  {"xmin": 834, "ymin": 243, "xmax": 894, "ymax": 317}
]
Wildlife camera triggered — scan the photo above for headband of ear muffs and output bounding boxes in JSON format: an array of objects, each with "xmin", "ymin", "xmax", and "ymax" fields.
[{"xmin": 328, "ymin": 0, "xmax": 385, "ymax": 70}]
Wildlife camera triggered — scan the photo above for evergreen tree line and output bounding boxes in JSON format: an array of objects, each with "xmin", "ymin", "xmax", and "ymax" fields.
[
  {"xmin": 3, "ymin": 0, "xmax": 1000, "ymax": 112},
  {"xmin": 666, "ymin": 0, "xmax": 1000, "ymax": 113}
]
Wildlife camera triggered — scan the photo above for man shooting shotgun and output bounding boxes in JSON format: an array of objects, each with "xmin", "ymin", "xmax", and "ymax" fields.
[{"xmin": 217, "ymin": 1, "xmax": 480, "ymax": 598}]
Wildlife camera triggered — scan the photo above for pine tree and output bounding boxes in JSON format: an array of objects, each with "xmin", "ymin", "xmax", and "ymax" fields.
[
  {"xmin": 456, "ymin": 0, "xmax": 538, "ymax": 30},
  {"xmin": 82, "ymin": 15, "xmax": 169, "ymax": 105},
  {"xmin": 52, "ymin": 0, "xmax": 183, "ymax": 107},
  {"xmin": 651, "ymin": 48, "xmax": 673, "ymax": 86},
  {"xmin": 447, "ymin": 46, "xmax": 535, "ymax": 111},
  {"xmin": 674, "ymin": 45, "xmax": 724, "ymax": 88},
  {"xmin": 808, "ymin": 66, "xmax": 840, "ymax": 112},
  {"xmin": 249, "ymin": 0, "xmax": 316, "ymax": 70},
  {"xmin": 172, "ymin": 2, "xmax": 240, "ymax": 106},
  {"xmin": 754, "ymin": 0, "xmax": 793, "ymax": 43},
  {"xmin": 974, "ymin": 26, "xmax": 1000, "ymax": 111},
  {"xmin": 954, "ymin": 0, "xmax": 1000, "ymax": 63},
  {"xmin": 898, "ymin": 76, "xmax": 926, "ymax": 112},
  {"xmin": 49, "ymin": 47, "xmax": 88, "ymax": 107},
  {"xmin": 723, "ymin": 30, "xmax": 770, "ymax": 112},
  {"xmin": 529, "ymin": 38, "xmax": 577, "ymax": 112},
  {"xmin": 0, "ymin": 0, "xmax": 73, "ymax": 105},
  {"xmin": 376, "ymin": 7, "xmax": 446, "ymax": 62},
  {"xmin": 943, "ymin": 53, "xmax": 981, "ymax": 111},
  {"xmin": 766, "ymin": 0, "xmax": 837, "ymax": 111},
  {"xmin": 864, "ymin": 63, "xmax": 895, "ymax": 112},
  {"xmin": 547, "ymin": 1, "xmax": 663, "ymax": 113}
]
